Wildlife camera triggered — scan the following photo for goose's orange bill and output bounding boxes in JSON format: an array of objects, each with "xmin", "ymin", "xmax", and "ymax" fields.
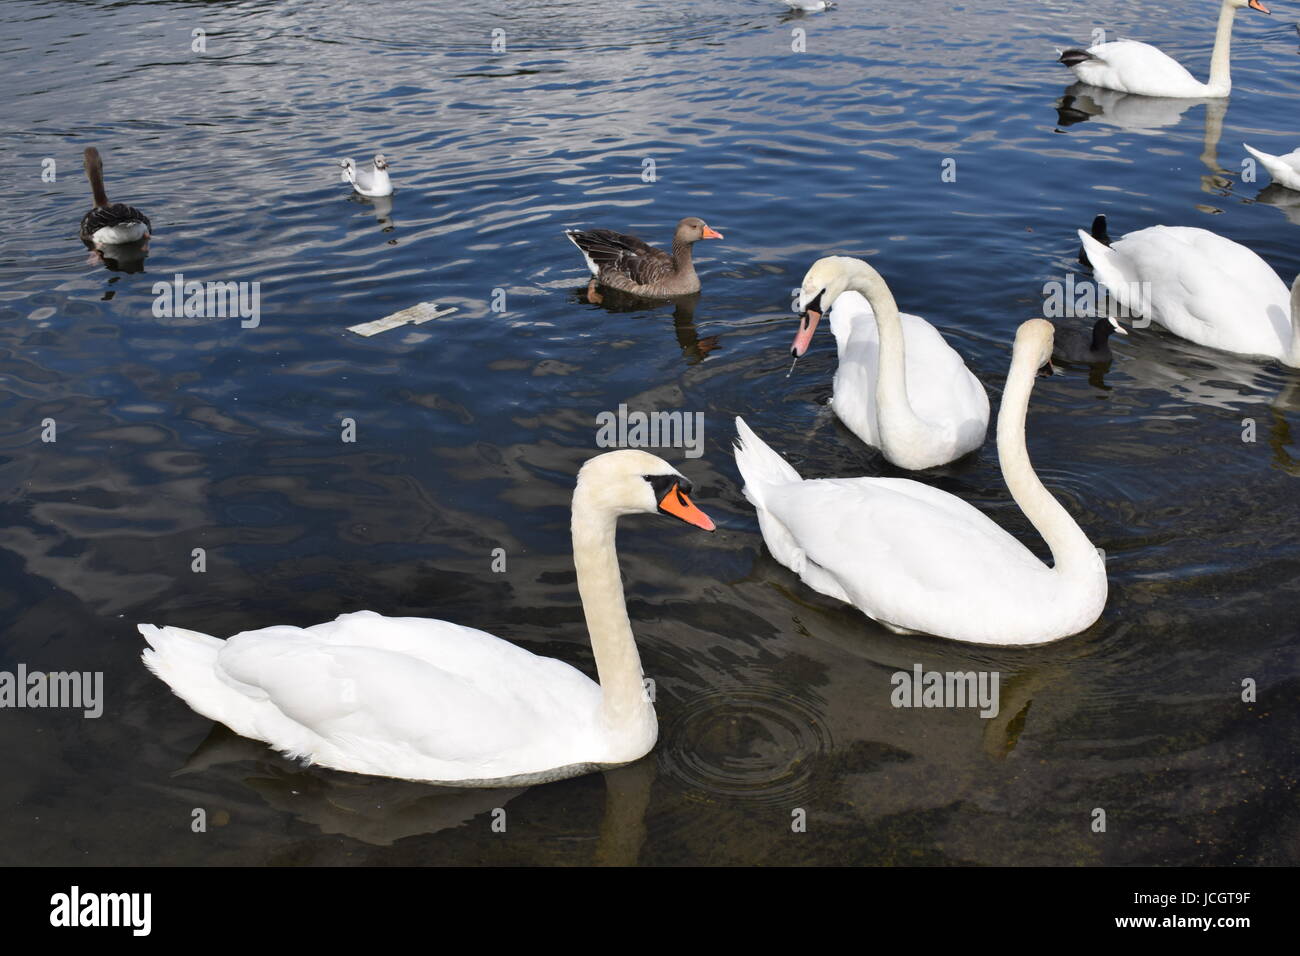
[
  {"xmin": 658, "ymin": 483, "xmax": 716, "ymax": 531},
  {"xmin": 702, "ymin": 225, "xmax": 724, "ymax": 239}
]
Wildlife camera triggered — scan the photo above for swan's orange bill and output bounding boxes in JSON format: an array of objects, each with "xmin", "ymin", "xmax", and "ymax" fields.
[
  {"xmin": 1248, "ymin": 0, "xmax": 1270, "ymax": 12},
  {"xmin": 702, "ymin": 225, "xmax": 724, "ymax": 239},
  {"xmin": 792, "ymin": 308, "xmax": 822, "ymax": 358},
  {"xmin": 658, "ymin": 483, "xmax": 716, "ymax": 531}
]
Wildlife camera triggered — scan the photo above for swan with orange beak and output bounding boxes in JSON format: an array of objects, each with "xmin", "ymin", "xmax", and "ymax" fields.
[{"xmin": 788, "ymin": 256, "xmax": 989, "ymax": 470}]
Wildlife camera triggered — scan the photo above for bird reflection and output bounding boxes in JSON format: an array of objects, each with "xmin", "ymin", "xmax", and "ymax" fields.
[
  {"xmin": 349, "ymin": 192, "xmax": 395, "ymax": 235},
  {"xmin": 90, "ymin": 240, "xmax": 150, "ymax": 274},
  {"xmin": 573, "ymin": 283, "xmax": 720, "ymax": 364},
  {"xmin": 1054, "ymin": 85, "xmax": 1231, "ymax": 195},
  {"xmin": 177, "ymin": 722, "xmax": 654, "ymax": 860},
  {"xmin": 1252, "ymin": 183, "xmax": 1300, "ymax": 226}
]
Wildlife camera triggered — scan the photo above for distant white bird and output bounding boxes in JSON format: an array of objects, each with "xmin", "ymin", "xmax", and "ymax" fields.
[
  {"xmin": 1057, "ymin": 0, "xmax": 1271, "ymax": 98},
  {"xmin": 1243, "ymin": 143, "xmax": 1300, "ymax": 192},
  {"xmin": 783, "ymin": 1, "xmax": 833, "ymax": 11},
  {"xmin": 339, "ymin": 153, "xmax": 393, "ymax": 197}
]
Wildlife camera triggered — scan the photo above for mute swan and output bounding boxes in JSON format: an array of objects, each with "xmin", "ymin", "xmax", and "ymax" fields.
[
  {"xmin": 1058, "ymin": 0, "xmax": 1271, "ymax": 98},
  {"xmin": 565, "ymin": 218, "xmax": 724, "ymax": 298},
  {"xmin": 339, "ymin": 154, "xmax": 392, "ymax": 197},
  {"xmin": 1078, "ymin": 219, "xmax": 1300, "ymax": 366},
  {"xmin": 791, "ymin": 256, "xmax": 990, "ymax": 470},
  {"xmin": 139, "ymin": 451, "xmax": 715, "ymax": 787},
  {"xmin": 79, "ymin": 147, "xmax": 151, "ymax": 247},
  {"xmin": 736, "ymin": 319, "xmax": 1108, "ymax": 646},
  {"xmin": 1244, "ymin": 143, "xmax": 1300, "ymax": 191}
]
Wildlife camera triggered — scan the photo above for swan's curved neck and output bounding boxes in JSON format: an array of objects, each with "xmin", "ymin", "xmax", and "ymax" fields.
[
  {"xmin": 1207, "ymin": 0, "xmax": 1238, "ymax": 95},
  {"xmin": 571, "ymin": 489, "xmax": 652, "ymax": 732},
  {"xmin": 997, "ymin": 349, "xmax": 1100, "ymax": 579},
  {"xmin": 837, "ymin": 259, "xmax": 930, "ymax": 446},
  {"xmin": 1287, "ymin": 276, "xmax": 1300, "ymax": 369}
]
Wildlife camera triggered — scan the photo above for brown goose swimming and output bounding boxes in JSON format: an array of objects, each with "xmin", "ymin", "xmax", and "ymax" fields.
[
  {"xmin": 565, "ymin": 217, "xmax": 723, "ymax": 298},
  {"xmin": 79, "ymin": 147, "xmax": 151, "ymax": 248}
]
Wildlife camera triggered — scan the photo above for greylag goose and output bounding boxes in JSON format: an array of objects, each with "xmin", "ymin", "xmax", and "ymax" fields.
[
  {"xmin": 79, "ymin": 147, "xmax": 151, "ymax": 247},
  {"xmin": 565, "ymin": 217, "xmax": 723, "ymax": 298},
  {"xmin": 1052, "ymin": 316, "xmax": 1128, "ymax": 364},
  {"xmin": 340, "ymin": 154, "xmax": 392, "ymax": 197}
]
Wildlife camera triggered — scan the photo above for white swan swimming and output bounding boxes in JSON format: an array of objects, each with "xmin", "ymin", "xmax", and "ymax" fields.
[
  {"xmin": 792, "ymin": 256, "xmax": 989, "ymax": 470},
  {"xmin": 1078, "ymin": 219, "xmax": 1300, "ymax": 366},
  {"xmin": 139, "ymin": 450, "xmax": 715, "ymax": 787},
  {"xmin": 1244, "ymin": 142, "xmax": 1300, "ymax": 191},
  {"xmin": 1058, "ymin": 0, "xmax": 1271, "ymax": 98},
  {"xmin": 339, "ymin": 154, "xmax": 393, "ymax": 197},
  {"xmin": 736, "ymin": 319, "xmax": 1108, "ymax": 646}
]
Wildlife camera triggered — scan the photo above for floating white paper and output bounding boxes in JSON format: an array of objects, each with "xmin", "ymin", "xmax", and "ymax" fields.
[{"xmin": 348, "ymin": 303, "xmax": 458, "ymax": 337}]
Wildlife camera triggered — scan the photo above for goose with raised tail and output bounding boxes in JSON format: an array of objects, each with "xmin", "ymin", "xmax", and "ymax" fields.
[
  {"xmin": 1078, "ymin": 217, "xmax": 1300, "ymax": 366},
  {"xmin": 736, "ymin": 319, "xmax": 1108, "ymax": 646},
  {"xmin": 139, "ymin": 450, "xmax": 715, "ymax": 787},
  {"xmin": 565, "ymin": 217, "xmax": 723, "ymax": 298},
  {"xmin": 1244, "ymin": 143, "xmax": 1300, "ymax": 191},
  {"xmin": 791, "ymin": 256, "xmax": 989, "ymax": 470},
  {"xmin": 1058, "ymin": 0, "xmax": 1271, "ymax": 98},
  {"xmin": 339, "ymin": 154, "xmax": 393, "ymax": 197},
  {"xmin": 79, "ymin": 147, "xmax": 151, "ymax": 247}
]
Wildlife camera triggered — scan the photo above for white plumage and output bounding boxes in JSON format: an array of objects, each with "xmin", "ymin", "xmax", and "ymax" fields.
[
  {"xmin": 1059, "ymin": 0, "xmax": 1272, "ymax": 98},
  {"xmin": 1243, "ymin": 143, "xmax": 1300, "ymax": 192},
  {"xmin": 793, "ymin": 257, "xmax": 989, "ymax": 470},
  {"xmin": 736, "ymin": 320, "xmax": 1108, "ymax": 647},
  {"xmin": 140, "ymin": 450, "xmax": 716, "ymax": 787},
  {"xmin": 339, "ymin": 153, "xmax": 393, "ymax": 198},
  {"xmin": 1078, "ymin": 224, "xmax": 1300, "ymax": 366}
]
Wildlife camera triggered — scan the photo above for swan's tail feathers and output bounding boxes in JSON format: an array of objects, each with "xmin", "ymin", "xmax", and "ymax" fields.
[
  {"xmin": 1078, "ymin": 214, "xmax": 1112, "ymax": 267},
  {"xmin": 1077, "ymin": 229, "xmax": 1146, "ymax": 319},
  {"xmin": 733, "ymin": 416, "xmax": 802, "ymax": 508},
  {"xmin": 1058, "ymin": 48, "xmax": 1099, "ymax": 68},
  {"xmin": 139, "ymin": 623, "xmax": 227, "ymax": 701},
  {"xmin": 1243, "ymin": 143, "xmax": 1286, "ymax": 182}
]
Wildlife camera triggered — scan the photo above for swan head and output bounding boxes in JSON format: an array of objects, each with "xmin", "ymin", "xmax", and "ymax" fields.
[
  {"xmin": 575, "ymin": 450, "xmax": 715, "ymax": 531},
  {"xmin": 792, "ymin": 255, "xmax": 861, "ymax": 357},
  {"xmin": 1015, "ymin": 318, "xmax": 1057, "ymax": 377},
  {"xmin": 373, "ymin": 154, "xmax": 389, "ymax": 171}
]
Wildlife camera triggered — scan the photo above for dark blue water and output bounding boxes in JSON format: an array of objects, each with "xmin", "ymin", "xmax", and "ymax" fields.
[{"xmin": 1, "ymin": 0, "xmax": 1297, "ymax": 864}]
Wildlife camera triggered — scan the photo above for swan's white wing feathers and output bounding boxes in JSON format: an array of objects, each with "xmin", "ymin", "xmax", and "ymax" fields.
[
  {"xmin": 1072, "ymin": 40, "xmax": 1206, "ymax": 97},
  {"xmin": 1088, "ymin": 226, "xmax": 1292, "ymax": 356},
  {"xmin": 764, "ymin": 476, "xmax": 1044, "ymax": 612},
  {"xmin": 213, "ymin": 612, "xmax": 601, "ymax": 777}
]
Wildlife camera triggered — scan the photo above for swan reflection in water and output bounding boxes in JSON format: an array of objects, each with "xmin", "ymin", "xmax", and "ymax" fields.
[
  {"xmin": 174, "ymin": 721, "xmax": 654, "ymax": 861},
  {"xmin": 1054, "ymin": 86, "xmax": 1231, "ymax": 194}
]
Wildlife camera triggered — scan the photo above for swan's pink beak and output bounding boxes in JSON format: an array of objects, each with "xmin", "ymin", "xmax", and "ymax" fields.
[
  {"xmin": 658, "ymin": 483, "xmax": 715, "ymax": 532},
  {"xmin": 792, "ymin": 308, "xmax": 822, "ymax": 358},
  {"xmin": 702, "ymin": 225, "xmax": 724, "ymax": 240},
  {"xmin": 1248, "ymin": 0, "xmax": 1270, "ymax": 13}
]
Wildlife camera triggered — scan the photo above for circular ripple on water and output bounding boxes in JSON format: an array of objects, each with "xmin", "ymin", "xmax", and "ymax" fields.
[{"xmin": 659, "ymin": 685, "xmax": 832, "ymax": 808}]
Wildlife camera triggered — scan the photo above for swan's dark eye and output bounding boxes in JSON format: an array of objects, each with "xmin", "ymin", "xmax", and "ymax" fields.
[
  {"xmin": 802, "ymin": 289, "xmax": 825, "ymax": 317},
  {"xmin": 644, "ymin": 473, "xmax": 691, "ymax": 498}
]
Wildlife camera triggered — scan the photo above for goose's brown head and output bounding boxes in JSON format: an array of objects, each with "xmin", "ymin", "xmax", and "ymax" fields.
[{"xmin": 676, "ymin": 217, "xmax": 724, "ymax": 244}]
